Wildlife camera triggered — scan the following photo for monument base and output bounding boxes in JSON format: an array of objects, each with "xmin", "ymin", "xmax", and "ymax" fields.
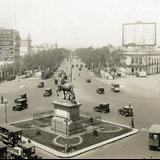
[
  {"xmin": 51, "ymin": 117, "xmax": 83, "ymax": 136},
  {"xmin": 51, "ymin": 99, "xmax": 83, "ymax": 136}
]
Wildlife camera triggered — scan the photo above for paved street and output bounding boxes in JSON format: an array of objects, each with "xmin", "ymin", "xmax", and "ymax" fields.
[{"xmin": 1, "ymin": 57, "xmax": 160, "ymax": 158}]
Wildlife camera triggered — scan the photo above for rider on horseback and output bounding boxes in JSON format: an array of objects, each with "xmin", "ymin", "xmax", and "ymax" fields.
[{"xmin": 56, "ymin": 73, "xmax": 76, "ymax": 103}]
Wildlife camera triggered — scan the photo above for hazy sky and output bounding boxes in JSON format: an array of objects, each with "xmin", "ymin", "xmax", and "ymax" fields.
[{"xmin": 0, "ymin": 0, "xmax": 160, "ymax": 48}]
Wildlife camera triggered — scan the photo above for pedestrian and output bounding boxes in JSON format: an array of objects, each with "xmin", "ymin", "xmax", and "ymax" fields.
[
  {"xmin": 1, "ymin": 96, "xmax": 3, "ymax": 104},
  {"xmin": 131, "ymin": 117, "xmax": 135, "ymax": 128}
]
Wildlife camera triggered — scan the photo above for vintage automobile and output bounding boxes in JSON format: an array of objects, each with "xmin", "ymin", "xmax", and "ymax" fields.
[
  {"xmin": 54, "ymin": 78, "xmax": 58, "ymax": 85},
  {"xmin": 93, "ymin": 103, "xmax": 110, "ymax": 113},
  {"xmin": 136, "ymin": 71, "xmax": 147, "ymax": 77},
  {"xmin": 43, "ymin": 88, "xmax": 52, "ymax": 97},
  {"xmin": 0, "ymin": 122, "xmax": 22, "ymax": 147},
  {"xmin": 96, "ymin": 87, "xmax": 105, "ymax": 94},
  {"xmin": 111, "ymin": 83, "xmax": 120, "ymax": 92},
  {"xmin": 149, "ymin": 124, "xmax": 160, "ymax": 150},
  {"xmin": 13, "ymin": 99, "xmax": 28, "ymax": 111},
  {"xmin": 86, "ymin": 79, "xmax": 91, "ymax": 83},
  {"xmin": 9, "ymin": 143, "xmax": 41, "ymax": 159},
  {"xmin": 6, "ymin": 75, "xmax": 16, "ymax": 81},
  {"xmin": 0, "ymin": 142, "xmax": 7, "ymax": 159},
  {"xmin": 37, "ymin": 81, "xmax": 44, "ymax": 88},
  {"xmin": 15, "ymin": 93, "xmax": 27, "ymax": 103},
  {"xmin": 118, "ymin": 105, "xmax": 133, "ymax": 117}
]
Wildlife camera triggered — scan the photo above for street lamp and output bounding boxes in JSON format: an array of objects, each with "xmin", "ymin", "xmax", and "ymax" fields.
[
  {"xmin": 4, "ymin": 99, "xmax": 8, "ymax": 123},
  {"xmin": 64, "ymin": 118, "xmax": 69, "ymax": 153}
]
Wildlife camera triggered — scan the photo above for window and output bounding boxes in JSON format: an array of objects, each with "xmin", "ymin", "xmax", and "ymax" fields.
[
  {"xmin": 139, "ymin": 58, "xmax": 142, "ymax": 65},
  {"xmin": 135, "ymin": 58, "xmax": 138, "ymax": 65},
  {"xmin": 131, "ymin": 58, "xmax": 134, "ymax": 65}
]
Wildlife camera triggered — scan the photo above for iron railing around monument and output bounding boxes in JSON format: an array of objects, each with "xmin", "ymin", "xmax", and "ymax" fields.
[{"xmin": 33, "ymin": 110, "xmax": 54, "ymax": 127}]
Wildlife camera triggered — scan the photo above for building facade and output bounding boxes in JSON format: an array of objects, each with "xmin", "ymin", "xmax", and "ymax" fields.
[
  {"xmin": 20, "ymin": 33, "xmax": 32, "ymax": 56},
  {"xmin": 121, "ymin": 47, "xmax": 160, "ymax": 75},
  {"xmin": 0, "ymin": 61, "xmax": 15, "ymax": 81},
  {"xmin": 0, "ymin": 28, "xmax": 21, "ymax": 81},
  {"xmin": 0, "ymin": 29, "xmax": 20, "ymax": 61}
]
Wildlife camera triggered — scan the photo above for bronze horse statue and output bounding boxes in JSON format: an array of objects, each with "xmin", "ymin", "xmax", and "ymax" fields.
[{"xmin": 56, "ymin": 82, "xmax": 74, "ymax": 100}]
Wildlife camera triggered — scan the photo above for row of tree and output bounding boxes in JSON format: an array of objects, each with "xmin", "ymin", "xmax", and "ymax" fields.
[
  {"xmin": 17, "ymin": 45, "xmax": 124, "ymax": 78},
  {"xmin": 74, "ymin": 46, "xmax": 123, "ymax": 71},
  {"xmin": 18, "ymin": 48, "xmax": 70, "ymax": 75}
]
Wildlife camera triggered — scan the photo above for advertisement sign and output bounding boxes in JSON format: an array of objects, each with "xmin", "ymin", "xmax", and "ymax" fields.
[
  {"xmin": 0, "ymin": 29, "xmax": 14, "ymax": 60},
  {"xmin": 122, "ymin": 22, "xmax": 156, "ymax": 46}
]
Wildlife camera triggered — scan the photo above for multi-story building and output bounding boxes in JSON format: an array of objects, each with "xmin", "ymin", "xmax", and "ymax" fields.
[
  {"xmin": 0, "ymin": 28, "xmax": 21, "ymax": 81},
  {"xmin": 20, "ymin": 33, "xmax": 32, "ymax": 56},
  {"xmin": 121, "ymin": 22, "xmax": 160, "ymax": 75},
  {"xmin": 121, "ymin": 46, "xmax": 160, "ymax": 75},
  {"xmin": 0, "ymin": 29, "xmax": 20, "ymax": 61},
  {"xmin": 33, "ymin": 42, "xmax": 58, "ymax": 53}
]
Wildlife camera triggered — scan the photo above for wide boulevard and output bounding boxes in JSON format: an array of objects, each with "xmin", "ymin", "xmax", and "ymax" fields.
[{"xmin": 0, "ymin": 57, "xmax": 160, "ymax": 159}]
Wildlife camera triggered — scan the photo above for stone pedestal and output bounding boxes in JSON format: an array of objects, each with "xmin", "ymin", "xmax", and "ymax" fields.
[{"xmin": 51, "ymin": 99, "xmax": 83, "ymax": 135}]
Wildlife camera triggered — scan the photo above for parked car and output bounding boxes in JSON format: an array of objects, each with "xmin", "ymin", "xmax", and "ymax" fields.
[
  {"xmin": 9, "ymin": 143, "xmax": 41, "ymax": 159},
  {"xmin": 37, "ymin": 81, "xmax": 44, "ymax": 88},
  {"xmin": 43, "ymin": 88, "xmax": 52, "ymax": 97},
  {"xmin": 6, "ymin": 75, "xmax": 16, "ymax": 81},
  {"xmin": 136, "ymin": 71, "xmax": 147, "ymax": 77},
  {"xmin": 96, "ymin": 87, "xmax": 105, "ymax": 94},
  {"xmin": 118, "ymin": 105, "xmax": 133, "ymax": 117},
  {"xmin": 111, "ymin": 83, "xmax": 120, "ymax": 92},
  {"xmin": 15, "ymin": 94, "xmax": 27, "ymax": 103},
  {"xmin": 86, "ymin": 79, "xmax": 91, "ymax": 83},
  {"xmin": 94, "ymin": 103, "xmax": 110, "ymax": 113},
  {"xmin": 13, "ymin": 98, "xmax": 28, "ymax": 111}
]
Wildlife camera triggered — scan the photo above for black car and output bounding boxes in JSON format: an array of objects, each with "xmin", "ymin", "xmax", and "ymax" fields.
[
  {"xmin": 6, "ymin": 75, "xmax": 16, "ymax": 81},
  {"xmin": 96, "ymin": 87, "xmax": 105, "ymax": 94},
  {"xmin": 118, "ymin": 105, "xmax": 133, "ymax": 117},
  {"xmin": 13, "ymin": 98, "xmax": 28, "ymax": 111},
  {"xmin": 86, "ymin": 79, "xmax": 91, "ymax": 83},
  {"xmin": 94, "ymin": 103, "xmax": 110, "ymax": 113},
  {"xmin": 37, "ymin": 82, "xmax": 44, "ymax": 88},
  {"xmin": 43, "ymin": 88, "xmax": 52, "ymax": 97},
  {"xmin": 15, "ymin": 93, "xmax": 27, "ymax": 103}
]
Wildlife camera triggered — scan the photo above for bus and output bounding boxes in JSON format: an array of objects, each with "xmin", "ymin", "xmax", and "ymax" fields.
[{"xmin": 0, "ymin": 123, "xmax": 22, "ymax": 147}]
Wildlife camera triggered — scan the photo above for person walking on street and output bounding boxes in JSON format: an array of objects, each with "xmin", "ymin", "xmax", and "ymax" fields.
[
  {"xmin": 1, "ymin": 96, "xmax": 3, "ymax": 104},
  {"xmin": 131, "ymin": 117, "xmax": 135, "ymax": 128}
]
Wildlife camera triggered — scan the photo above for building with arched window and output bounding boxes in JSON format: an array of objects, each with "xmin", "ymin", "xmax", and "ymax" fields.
[{"xmin": 121, "ymin": 46, "xmax": 160, "ymax": 75}]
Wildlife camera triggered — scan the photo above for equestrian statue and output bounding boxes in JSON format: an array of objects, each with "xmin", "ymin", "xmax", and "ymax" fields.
[{"xmin": 55, "ymin": 72, "xmax": 77, "ymax": 104}]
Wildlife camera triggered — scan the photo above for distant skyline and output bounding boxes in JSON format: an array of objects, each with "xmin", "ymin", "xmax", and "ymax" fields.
[{"xmin": 0, "ymin": 0, "xmax": 160, "ymax": 48}]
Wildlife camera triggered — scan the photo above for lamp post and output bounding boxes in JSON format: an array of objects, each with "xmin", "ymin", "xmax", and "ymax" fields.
[
  {"xmin": 65, "ymin": 118, "xmax": 69, "ymax": 153},
  {"xmin": 4, "ymin": 99, "xmax": 8, "ymax": 123}
]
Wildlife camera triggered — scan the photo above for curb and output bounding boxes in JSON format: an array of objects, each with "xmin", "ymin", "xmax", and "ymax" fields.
[
  {"xmin": 22, "ymin": 128, "xmax": 139, "ymax": 158},
  {"xmin": 12, "ymin": 116, "xmax": 139, "ymax": 158}
]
